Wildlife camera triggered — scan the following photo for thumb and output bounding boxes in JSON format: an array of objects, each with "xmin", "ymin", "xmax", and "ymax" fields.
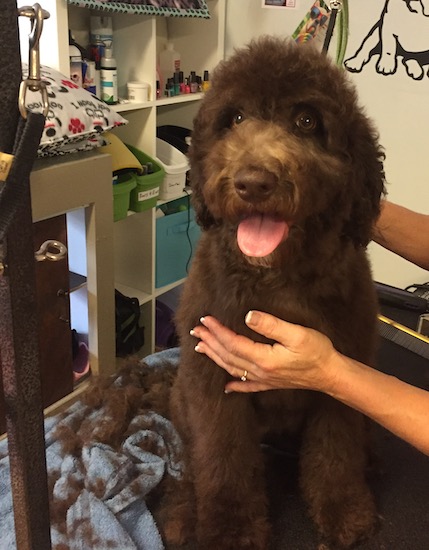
[{"xmin": 245, "ymin": 310, "xmax": 306, "ymax": 348}]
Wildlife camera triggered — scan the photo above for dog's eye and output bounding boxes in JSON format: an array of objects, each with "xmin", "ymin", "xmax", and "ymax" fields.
[
  {"xmin": 295, "ymin": 112, "xmax": 318, "ymax": 132},
  {"xmin": 233, "ymin": 113, "xmax": 245, "ymax": 126}
]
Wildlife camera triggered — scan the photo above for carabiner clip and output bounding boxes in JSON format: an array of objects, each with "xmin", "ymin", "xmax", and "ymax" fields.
[
  {"xmin": 18, "ymin": 3, "xmax": 50, "ymax": 119},
  {"xmin": 329, "ymin": 1, "xmax": 342, "ymax": 12}
]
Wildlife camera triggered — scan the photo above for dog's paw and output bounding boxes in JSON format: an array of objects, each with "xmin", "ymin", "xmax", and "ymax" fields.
[
  {"xmin": 313, "ymin": 493, "xmax": 378, "ymax": 549},
  {"xmin": 197, "ymin": 517, "xmax": 270, "ymax": 550},
  {"xmin": 162, "ymin": 515, "xmax": 194, "ymax": 547}
]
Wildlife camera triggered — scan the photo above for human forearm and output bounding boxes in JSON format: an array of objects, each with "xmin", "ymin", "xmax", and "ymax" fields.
[
  {"xmin": 326, "ymin": 352, "xmax": 429, "ymax": 455},
  {"xmin": 373, "ymin": 201, "xmax": 429, "ymax": 270},
  {"xmin": 193, "ymin": 313, "xmax": 429, "ymax": 456}
]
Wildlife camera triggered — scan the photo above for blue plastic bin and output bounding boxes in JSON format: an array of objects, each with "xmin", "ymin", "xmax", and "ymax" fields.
[{"xmin": 156, "ymin": 198, "xmax": 201, "ymax": 288}]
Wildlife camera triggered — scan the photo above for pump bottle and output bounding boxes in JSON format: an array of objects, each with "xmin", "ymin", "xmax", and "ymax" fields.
[{"xmin": 100, "ymin": 45, "xmax": 118, "ymax": 104}]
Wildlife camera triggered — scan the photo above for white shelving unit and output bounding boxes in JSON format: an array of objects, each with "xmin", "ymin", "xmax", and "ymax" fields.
[{"xmin": 38, "ymin": 0, "xmax": 225, "ymax": 357}]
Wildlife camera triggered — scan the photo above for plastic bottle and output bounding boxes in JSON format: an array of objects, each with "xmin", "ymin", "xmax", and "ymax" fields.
[
  {"xmin": 100, "ymin": 45, "xmax": 118, "ymax": 104},
  {"xmin": 159, "ymin": 43, "xmax": 181, "ymax": 89},
  {"xmin": 69, "ymin": 31, "xmax": 83, "ymax": 87},
  {"xmin": 90, "ymin": 15, "xmax": 113, "ymax": 51},
  {"xmin": 90, "ymin": 16, "xmax": 113, "ymax": 97}
]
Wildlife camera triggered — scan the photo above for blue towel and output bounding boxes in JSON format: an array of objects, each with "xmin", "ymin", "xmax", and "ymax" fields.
[{"xmin": 0, "ymin": 348, "xmax": 183, "ymax": 550}]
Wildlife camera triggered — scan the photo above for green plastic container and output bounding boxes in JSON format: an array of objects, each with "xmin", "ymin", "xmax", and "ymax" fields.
[
  {"xmin": 113, "ymin": 173, "xmax": 137, "ymax": 222},
  {"xmin": 126, "ymin": 144, "xmax": 164, "ymax": 212}
]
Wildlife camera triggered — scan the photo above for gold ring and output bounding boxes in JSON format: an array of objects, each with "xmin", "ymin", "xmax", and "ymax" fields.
[{"xmin": 240, "ymin": 370, "xmax": 248, "ymax": 382}]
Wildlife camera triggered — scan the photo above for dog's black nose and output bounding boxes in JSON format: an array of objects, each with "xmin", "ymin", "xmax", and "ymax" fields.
[{"xmin": 234, "ymin": 169, "xmax": 276, "ymax": 203}]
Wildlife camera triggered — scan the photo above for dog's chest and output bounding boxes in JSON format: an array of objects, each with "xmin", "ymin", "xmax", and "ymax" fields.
[
  {"xmin": 253, "ymin": 389, "xmax": 313, "ymax": 438},
  {"xmin": 205, "ymin": 266, "xmax": 321, "ymax": 334}
]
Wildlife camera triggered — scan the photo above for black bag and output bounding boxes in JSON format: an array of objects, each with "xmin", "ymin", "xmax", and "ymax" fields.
[{"xmin": 115, "ymin": 289, "xmax": 144, "ymax": 356}]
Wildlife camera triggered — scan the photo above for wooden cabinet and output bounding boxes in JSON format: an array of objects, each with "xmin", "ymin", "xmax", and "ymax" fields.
[
  {"xmin": 0, "ymin": 212, "xmax": 73, "ymax": 433},
  {"xmin": 33, "ymin": 215, "xmax": 74, "ymax": 411}
]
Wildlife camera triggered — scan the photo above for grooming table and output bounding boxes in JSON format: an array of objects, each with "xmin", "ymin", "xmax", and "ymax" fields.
[
  {"xmin": 1, "ymin": 343, "xmax": 427, "ymax": 549},
  {"xmin": 268, "ymin": 338, "xmax": 429, "ymax": 549}
]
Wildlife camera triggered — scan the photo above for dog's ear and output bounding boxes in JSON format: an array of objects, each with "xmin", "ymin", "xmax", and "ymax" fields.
[
  {"xmin": 189, "ymin": 163, "xmax": 216, "ymax": 230},
  {"xmin": 343, "ymin": 116, "xmax": 386, "ymax": 247},
  {"xmin": 188, "ymin": 100, "xmax": 217, "ymax": 230}
]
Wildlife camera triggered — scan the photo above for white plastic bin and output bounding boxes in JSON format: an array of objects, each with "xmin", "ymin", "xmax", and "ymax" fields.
[{"xmin": 156, "ymin": 138, "xmax": 189, "ymax": 200}]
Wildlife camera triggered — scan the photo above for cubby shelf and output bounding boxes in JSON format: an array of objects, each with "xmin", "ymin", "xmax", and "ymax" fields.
[{"xmin": 37, "ymin": 0, "xmax": 225, "ymax": 366}]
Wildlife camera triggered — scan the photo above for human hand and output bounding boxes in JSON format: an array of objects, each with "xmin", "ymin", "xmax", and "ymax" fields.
[{"xmin": 190, "ymin": 311, "xmax": 339, "ymax": 394}]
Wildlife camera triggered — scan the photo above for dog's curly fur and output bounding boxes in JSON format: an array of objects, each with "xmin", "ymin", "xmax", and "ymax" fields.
[{"xmin": 168, "ymin": 37, "xmax": 386, "ymax": 549}]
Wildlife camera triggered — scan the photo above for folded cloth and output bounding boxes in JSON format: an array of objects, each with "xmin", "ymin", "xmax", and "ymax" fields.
[{"xmin": 0, "ymin": 348, "xmax": 183, "ymax": 550}]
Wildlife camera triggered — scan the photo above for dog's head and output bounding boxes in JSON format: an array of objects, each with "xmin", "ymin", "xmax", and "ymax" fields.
[{"xmin": 189, "ymin": 37, "xmax": 385, "ymax": 265}]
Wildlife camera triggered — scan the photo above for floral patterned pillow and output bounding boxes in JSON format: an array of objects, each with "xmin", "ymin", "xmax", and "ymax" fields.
[{"xmin": 22, "ymin": 64, "xmax": 128, "ymax": 157}]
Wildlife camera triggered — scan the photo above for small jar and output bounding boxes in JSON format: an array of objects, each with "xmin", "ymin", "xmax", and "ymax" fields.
[{"xmin": 127, "ymin": 81, "xmax": 150, "ymax": 103}]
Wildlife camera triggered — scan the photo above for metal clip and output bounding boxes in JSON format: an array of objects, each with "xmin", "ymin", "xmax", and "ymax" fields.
[
  {"xmin": 18, "ymin": 3, "xmax": 50, "ymax": 119},
  {"xmin": 329, "ymin": 1, "xmax": 342, "ymax": 12},
  {"xmin": 35, "ymin": 240, "xmax": 67, "ymax": 262}
]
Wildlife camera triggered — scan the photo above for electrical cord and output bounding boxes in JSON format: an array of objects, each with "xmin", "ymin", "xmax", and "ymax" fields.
[{"xmin": 183, "ymin": 187, "xmax": 193, "ymax": 274}]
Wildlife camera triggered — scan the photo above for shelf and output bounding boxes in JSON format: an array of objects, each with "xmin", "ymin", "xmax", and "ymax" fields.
[
  {"xmin": 60, "ymin": 0, "xmax": 225, "ymax": 358},
  {"xmin": 111, "ymin": 93, "xmax": 204, "ymax": 114},
  {"xmin": 115, "ymin": 283, "xmax": 152, "ymax": 306},
  {"xmin": 69, "ymin": 272, "xmax": 87, "ymax": 293},
  {"xmin": 155, "ymin": 278, "xmax": 187, "ymax": 298},
  {"xmin": 116, "ymin": 279, "xmax": 187, "ymax": 303},
  {"xmin": 156, "ymin": 93, "xmax": 204, "ymax": 107},
  {"xmin": 113, "ymin": 101, "xmax": 152, "ymax": 113},
  {"xmin": 157, "ymin": 188, "xmax": 192, "ymax": 208}
]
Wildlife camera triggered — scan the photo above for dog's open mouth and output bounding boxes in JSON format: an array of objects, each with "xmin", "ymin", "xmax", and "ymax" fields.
[{"xmin": 237, "ymin": 213, "xmax": 290, "ymax": 257}]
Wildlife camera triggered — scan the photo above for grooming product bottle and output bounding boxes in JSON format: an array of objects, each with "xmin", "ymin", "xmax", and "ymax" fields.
[
  {"xmin": 100, "ymin": 45, "xmax": 118, "ymax": 104},
  {"xmin": 159, "ymin": 43, "xmax": 181, "ymax": 89},
  {"xmin": 90, "ymin": 15, "xmax": 113, "ymax": 54},
  {"xmin": 83, "ymin": 60, "xmax": 97, "ymax": 95},
  {"xmin": 90, "ymin": 16, "xmax": 113, "ymax": 98},
  {"xmin": 69, "ymin": 31, "xmax": 83, "ymax": 87}
]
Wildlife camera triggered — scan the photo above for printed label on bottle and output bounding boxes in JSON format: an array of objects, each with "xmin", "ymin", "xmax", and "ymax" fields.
[{"xmin": 101, "ymin": 69, "xmax": 118, "ymax": 104}]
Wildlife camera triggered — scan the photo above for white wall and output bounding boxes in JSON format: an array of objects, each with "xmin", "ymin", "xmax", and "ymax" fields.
[{"xmin": 225, "ymin": 0, "xmax": 429, "ymax": 288}]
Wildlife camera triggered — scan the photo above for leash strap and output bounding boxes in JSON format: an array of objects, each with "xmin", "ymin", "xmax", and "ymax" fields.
[
  {"xmin": 0, "ymin": 113, "xmax": 46, "ymax": 242},
  {"xmin": 322, "ymin": 1, "xmax": 341, "ymax": 54},
  {"xmin": 0, "ymin": 3, "xmax": 52, "ymax": 549}
]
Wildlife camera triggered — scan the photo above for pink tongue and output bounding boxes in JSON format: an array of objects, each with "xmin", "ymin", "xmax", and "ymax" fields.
[{"xmin": 237, "ymin": 214, "xmax": 289, "ymax": 257}]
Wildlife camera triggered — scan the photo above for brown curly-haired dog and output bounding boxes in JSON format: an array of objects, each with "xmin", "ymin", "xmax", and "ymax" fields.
[{"xmin": 169, "ymin": 37, "xmax": 386, "ymax": 549}]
